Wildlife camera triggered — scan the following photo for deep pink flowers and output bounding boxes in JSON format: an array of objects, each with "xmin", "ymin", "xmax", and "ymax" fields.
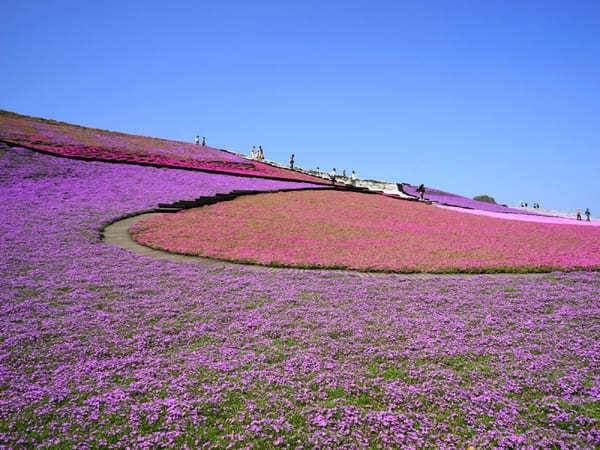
[
  {"xmin": 131, "ymin": 190, "xmax": 600, "ymax": 273},
  {"xmin": 0, "ymin": 110, "xmax": 329, "ymax": 184}
]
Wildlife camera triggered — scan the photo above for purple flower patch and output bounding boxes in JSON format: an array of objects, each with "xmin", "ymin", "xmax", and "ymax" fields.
[{"xmin": 1, "ymin": 145, "xmax": 599, "ymax": 447}]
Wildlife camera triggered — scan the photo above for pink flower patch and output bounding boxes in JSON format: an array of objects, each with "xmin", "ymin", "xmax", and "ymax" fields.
[
  {"xmin": 0, "ymin": 111, "xmax": 328, "ymax": 184},
  {"xmin": 130, "ymin": 190, "xmax": 600, "ymax": 273}
]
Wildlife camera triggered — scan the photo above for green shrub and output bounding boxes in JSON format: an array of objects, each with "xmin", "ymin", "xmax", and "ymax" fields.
[{"xmin": 473, "ymin": 195, "xmax": 496, "ymax": 204}]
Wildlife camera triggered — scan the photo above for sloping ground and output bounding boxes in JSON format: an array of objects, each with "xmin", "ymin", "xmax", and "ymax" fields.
[
  {"xmin": 513, "ymin": 206, "xmax": 596, "ymax": 221},
  {"xmin": 437, "ymin": 204, "xmax": 600, "ymax": 226},
  {"xmin": 130, "ymin": 190, "xmax": 600, "ymax": 273},
  {"xmin": 0, "ymin": 110, "xmax": 329, "ymax": 184},
  {"xmin": 402, "ymin": 183, "xmax": 542, "ymax": 215},
  {"xmin": 1, "ymin": 147, "xmax": 600, "ymax": 447}
]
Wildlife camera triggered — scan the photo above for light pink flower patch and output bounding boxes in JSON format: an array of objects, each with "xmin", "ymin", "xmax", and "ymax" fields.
[
  {"xmin": 436, "ymin": 204, "xmax": 600, "ymax": 226},
  {"xmin": 130, "ymin": 190, "xmax": 600, "ymax": 273}
]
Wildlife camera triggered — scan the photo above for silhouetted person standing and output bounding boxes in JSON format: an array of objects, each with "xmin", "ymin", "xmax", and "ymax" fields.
[
  {"xmin": 289, "ymin": 154, "xmax": 295, "ymax": 169},
  {"xmin": 585, "ymin": 208, "xmax": 591, "ymax": 221},
  {"xmin": 417, "ymin": 184, "xmax": 425, "ymax": 200},
  {"xmin": 195, "ymin": 135, "xmax": 200, "ymax": 145},
  {"xmin": 202, "ymin": 137, "xmax": 206, "ymax": 146}
]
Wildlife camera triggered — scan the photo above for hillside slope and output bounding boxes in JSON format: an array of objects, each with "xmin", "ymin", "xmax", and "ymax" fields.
[{"xmin": 0, "ymin": 110, "xmax": 328, "ymax": 184}]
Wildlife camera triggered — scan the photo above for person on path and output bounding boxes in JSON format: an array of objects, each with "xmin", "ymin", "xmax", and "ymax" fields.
[
  {"xmin": 417, "ymin": 184, "xmax": 425, "ymax": 200},
  {"xmin": 577, "ymin": 209, "xmax": 582, "ymax": 220},
  {"xmin": 289, "ymin": 154, "xmax": 295, "ymax": 169},
  {"xmin": 195, "ymin": 135, "xmax": 200, "ymax": 145},
  {"xmin": 329, "ymin": 168, "xmax": 337, "ymax": 184},
  {"xmin": 585, "ymin": 208, "xmax": 591, "ymax": 221}
]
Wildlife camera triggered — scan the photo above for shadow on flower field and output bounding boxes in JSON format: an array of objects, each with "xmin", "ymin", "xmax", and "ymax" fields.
[{"xmin": 2, "ymin": 144, "xmax": 600, "ymax": 447}]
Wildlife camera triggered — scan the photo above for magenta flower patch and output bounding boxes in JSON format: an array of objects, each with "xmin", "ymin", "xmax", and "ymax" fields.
[
  {"xmin": 0, "ymin": 110, "xmax": 329, "ymax": 184},
  {"xmin": 131, "ymin": 190, "xmax": 600, "ymax": 273},
  {"xmin": 403, "ymin": 183, "xmax": 541, "ymax": 215}
]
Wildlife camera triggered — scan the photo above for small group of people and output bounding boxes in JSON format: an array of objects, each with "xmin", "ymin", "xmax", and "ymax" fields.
[
  {"xmin": 327, "ymin": 168, "xmax": 357, "ymax": 185},
  {"xmin": 576, "ymin": 208, "xmax": 591, "ymax": 221},
  {"xmin": 519, "ymin": 201, "xmax": 540, "ymax": 209},
  {"xmin": 250, "ymin": 146, "xmax": 264, "ymax": 160},
  {"xmin": 194, "ymin": 135, "xmax": 206, "ymax": 146}
]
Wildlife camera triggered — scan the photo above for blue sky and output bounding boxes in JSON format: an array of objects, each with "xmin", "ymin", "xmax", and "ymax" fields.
[{"xmin": 2, "ymin": 0, "xmax": 599, "ymax": 213}]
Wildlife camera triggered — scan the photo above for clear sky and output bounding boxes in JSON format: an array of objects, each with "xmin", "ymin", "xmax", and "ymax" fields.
[{"xmin": 2, "ymin": 0, "xmax": 599, "ymax": 213}]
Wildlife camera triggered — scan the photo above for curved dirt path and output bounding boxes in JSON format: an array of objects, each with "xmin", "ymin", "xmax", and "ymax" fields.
[{"xmin": 103, "ymin": 213, "xmax": 229, "ymax": 266}]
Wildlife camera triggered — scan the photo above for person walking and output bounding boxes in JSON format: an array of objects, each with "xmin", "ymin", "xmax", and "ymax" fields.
[
  {"xmin": 576, "ymin": 208, "xmax": 582, "ymax": 220},
  {"xmin": 250, "ymin": 146, "xmax": 256, "ymax": 158},
  {"xmin": 202, "ymin": 137, "xmax": 206, "ymax": 146},
  {"xmin": 289, "ymin": 154, "xmax": 295, "ymax": 169},
  {"xmin": 258, "ymin": 146, "xmax": 264, "ymax": 160},
  {"xmin": 195, "ymin": 135, "xmax": 200, "ymax": 145},
  {"xmin": 417, "ymin": 184, "xmax": 425, "ymax": 200},
  {"xmin": 329, "ymin": 168, "xmax": 337, "ymax": 184},
  {"xmin": 585, "ymin": 208, "xmax": 591, "ymax": 221},
  {"xmin": 351, "ymin": 170, "xmax": 357, "ymax": 184}
]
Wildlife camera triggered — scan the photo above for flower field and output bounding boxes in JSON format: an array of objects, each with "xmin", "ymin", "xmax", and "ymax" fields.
[
  {"xmin": 2, "ymin": 144, "xmax": 600, "ymax": 447},
  {"xmin": 402, "ymin": 184, "xmax": 539, "ymax": 215},
  {"xmin": 130, "ymin": 190, "xmax": 600, "ymax": 273},
  {"xmin": 437, "ymin": 204, "xmax": 600, "ymax": 226},
  {"xmin": 0, "ymin": 110, "xmax": 328, "ymax": 184}
]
